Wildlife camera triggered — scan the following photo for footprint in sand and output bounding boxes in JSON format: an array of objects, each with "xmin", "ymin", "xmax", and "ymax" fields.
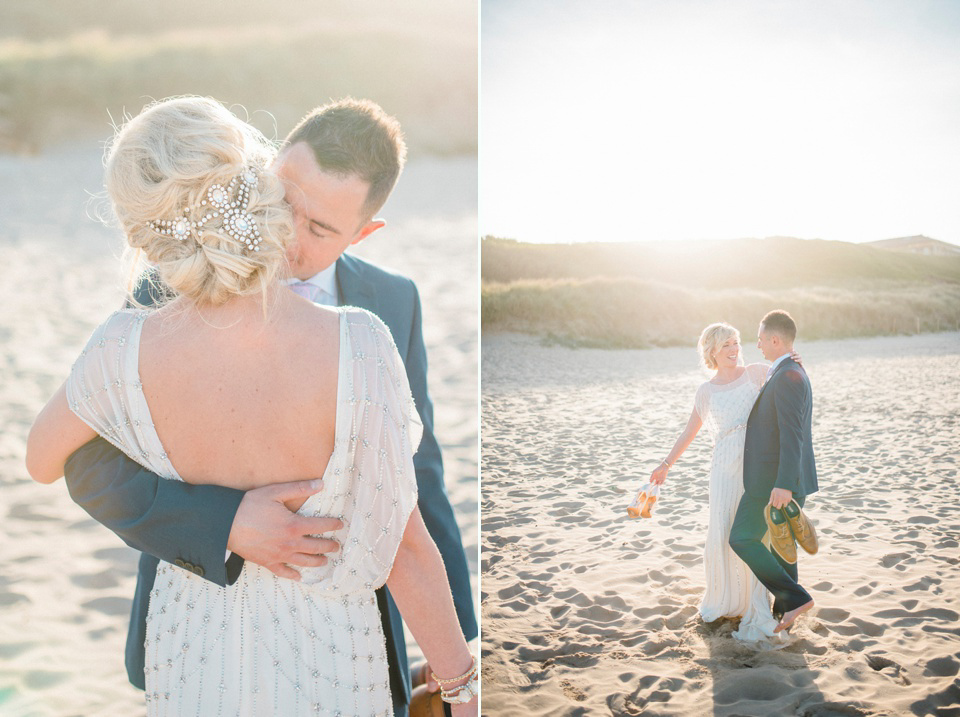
[
  {"xmin": 0, "ymin": 591, "xmax": 28, "ymax": 607},
  {"xmin": 605, "ymin": 693, "xmax": 644, "ymax": 716},
  {"xmin": 595, "ymin": 592, "xmax": 630, "ymax": 611},
  {"xmin": 923, "ymin": 655, "xmax": 960, "ymax": 678},
  {"xmin": 500, "ymin": 598, "xmax": 531, "ymax": 612},
  {"xmin": 559, "ymin": 679, "xmax": 586, "ymax": 702},
  {"xmin": 816, "ymin": 607, "xmax": 850, "ymax": 623},
  {"xmin": 663, "ymin": 605, "xmax": 699, "ymax": 630},
  {"xmin": 23, "ymin": 671, "xmax": 70, "ymax": 689},
  {"xmin": 554, "ymin": 588, "xmax": 592, "ymax": 608},
  {"xmin": 81, "ymin": 596, "xmax": 132, "ymax": 617},
  {"xmin": 866, "ymin": 653, "xmax": 911, "ymax": 686},
  {"xmin": 799, "ymin": 701, "xmax": 875, "ymax": 716},
  {"xmin": 577, "ymin": 604, "xmax": 621, "ymax": 624},
  {"xmin": 879, "ymin": 552, "xmax": 913, "ymax": 568},
  {"xmin": 481, "ymin": 553, "xmax": 502, "ymax": 571},
  {"xmin": 0, "ymin": 642, "xmax": 36, "ymax": 659},
  {"xmin": 849, "ymin": 617, "xmax": 885, "ymax": 637},
  {"xmin": 904, "ymin": 575, "xmax": 942, "ymax": 592},
  {"xmin": 889, "ymin": 607, "xmax": 959, "ymax": 620},
  {"xmin": 70, "ymin": 570, "xmax": 120, "ymax": 590},
  {"xmin": 497, "ymin": 582, "xmax": 526, "ymax": 600}
]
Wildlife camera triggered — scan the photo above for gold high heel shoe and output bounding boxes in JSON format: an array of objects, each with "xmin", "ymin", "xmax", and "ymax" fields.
[
  {"xmin": 640, "ymin": 493, "xmax": 658, "ymax": 519},
  {"xmin": 627, "ymin": 488, "xmax": 649, "ymax": 518}
]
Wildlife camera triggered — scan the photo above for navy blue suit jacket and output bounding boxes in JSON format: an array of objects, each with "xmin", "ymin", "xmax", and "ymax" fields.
[
  {"xmin": 742, "ymin": 357, "xmax": 819, "ymax": 499},
  {"xmin": 63, "ymin": 253, "xmax": 477, "ymax": 715}
]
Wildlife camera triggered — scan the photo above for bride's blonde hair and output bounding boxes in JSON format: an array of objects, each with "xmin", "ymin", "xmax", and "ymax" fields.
[
  {"xmin": 698, "ymin": 322, "xmax": 740, "ymax": 371},
  {"xmin": 105, "ymin": 96, "xmax": 293, "ymax": 307}
]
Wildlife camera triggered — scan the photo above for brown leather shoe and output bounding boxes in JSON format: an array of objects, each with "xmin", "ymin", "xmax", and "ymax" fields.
[
  {"xmin": 409, "ymin": 684, "xmax": 445, "ymax": 717},
  {"xmin": 410, "ymin": 661, "xmax": 429, "ymax": 689},
  {"xmin": 764, "ymin": 504, "xmax": 797, "ymax": 564},
  {"xmin": 783, "ymin": 500, "xmax": 818, "ymax": 555}
]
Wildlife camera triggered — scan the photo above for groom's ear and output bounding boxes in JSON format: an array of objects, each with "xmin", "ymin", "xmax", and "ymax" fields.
[{"xmin": 350, "ymin": 219, "xmax": 386, "ymax": 246}]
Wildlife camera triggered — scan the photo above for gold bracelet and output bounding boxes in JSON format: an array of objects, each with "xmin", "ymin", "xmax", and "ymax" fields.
[
  {"xmin": 439, "ymin": 667, "xmax": 479, "ymax": 705},
  {"xmin": 431, "ymin": 655, "xmax": 477, "ymax": 687}
]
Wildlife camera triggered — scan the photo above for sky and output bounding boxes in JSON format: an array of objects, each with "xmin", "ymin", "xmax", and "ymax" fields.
[{"xmin": 481, "ymin": 0, "xmax": 960, "ymax": 245}]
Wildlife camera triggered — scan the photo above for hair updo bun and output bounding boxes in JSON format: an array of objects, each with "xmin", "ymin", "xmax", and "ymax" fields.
[{"xmin": 105, "ymin": 96, "xmax": 293, "ymax": 306}]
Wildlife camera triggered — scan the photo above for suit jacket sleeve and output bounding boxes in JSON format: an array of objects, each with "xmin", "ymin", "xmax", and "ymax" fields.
[
  {"xmin": 402, "ymin": 283, "xmax": 478, "ymax": 641},
  {"xmin": 773, "ymin": 370, "xmax": 807, "ymax": 493},
  {"xmin": 62, "ymin": 272, "xmax": 246, "ymax": 588},
  {"xmin": 64, "ymin": 438, "xmax": 246, "ymax": 587}
]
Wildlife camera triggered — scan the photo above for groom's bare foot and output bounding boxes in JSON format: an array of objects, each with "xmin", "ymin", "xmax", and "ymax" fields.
[{"xmin": 774, "ymin": 600, "xmax": 814, "ymax": 633}]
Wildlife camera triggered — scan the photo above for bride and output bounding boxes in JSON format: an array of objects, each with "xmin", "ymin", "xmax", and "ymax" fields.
[
  {"xmin": 26, "ymin": 97, "xmax": 476, "ymax": 715},
  {"xmin": 648, "ymin": 322, "xmax": 799, "ymax": 642}
]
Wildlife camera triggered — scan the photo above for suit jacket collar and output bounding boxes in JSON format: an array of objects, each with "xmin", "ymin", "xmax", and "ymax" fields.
[
  {"xmin": 335, "ymin": 253, "xmax": 377, "ymax": 313},
  {"xmin": 756, "ymin": 356, "xmax": 796, "ymax": 402}
]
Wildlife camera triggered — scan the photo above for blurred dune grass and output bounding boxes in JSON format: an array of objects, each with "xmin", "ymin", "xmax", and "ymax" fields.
[
  {"xmin": 0, "ymin": 0, "xmax": 476, "ymax": 154},
  {"xmin": 482, "ymin": 237, "xmax": 960, "ymax": 348}
]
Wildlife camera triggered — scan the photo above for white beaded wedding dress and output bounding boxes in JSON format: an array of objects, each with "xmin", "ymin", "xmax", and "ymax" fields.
[
  {"xmin": 693, "ymin": 363, "xmax": 779, "ymax": 642},
  {"xmin": 66, "ymin": 306, "xmax": 421, "ymax": 716}
]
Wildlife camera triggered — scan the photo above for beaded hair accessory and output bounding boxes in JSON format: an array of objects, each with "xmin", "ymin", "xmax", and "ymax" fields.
[{"xmin": 148, "ymin": 165, "xmax": 264, "ymax": 252}]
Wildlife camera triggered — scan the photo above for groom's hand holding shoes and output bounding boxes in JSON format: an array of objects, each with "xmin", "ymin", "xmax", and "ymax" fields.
[
  {"xmin": 768, "ymin": 487, "xmax": 792, "ymax": 509},
  {"xmin": 227, "ymin": 478, "xmax": 343, "ymax": 581}
]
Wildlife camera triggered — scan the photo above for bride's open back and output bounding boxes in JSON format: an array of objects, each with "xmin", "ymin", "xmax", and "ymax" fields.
[
  {"xmin": 62, "ymin": 97, "xmax": 422, "ymax": 714},
  {"xmin": 26, "ymin": 95, "xmax": 478, "ymax": 717},
  {"xmin": 140, "ymin": 295, "xmax": 340, "ymax": 498}
]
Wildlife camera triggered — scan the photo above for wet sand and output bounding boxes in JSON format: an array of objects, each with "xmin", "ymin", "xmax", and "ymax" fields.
[{"xmin": 481, "ymin": 331, "xmax": 960, "ymax": 717}]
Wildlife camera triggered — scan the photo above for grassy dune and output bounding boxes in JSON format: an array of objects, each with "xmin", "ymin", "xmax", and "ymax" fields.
[
  {"xmin": 0, "ymin": 1, "xmax": 476, "ymax": 154},
  {"xmin": 482, "ymin": 237, "xmax": 960, "ymax": 348}
]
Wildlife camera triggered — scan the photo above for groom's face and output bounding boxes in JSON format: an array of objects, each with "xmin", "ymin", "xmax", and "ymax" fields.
[
  {"xmin": 275, "ymin": 142, "xmax": 385, "ymax": 280},
  {"xmin": 757, "ymin": 324, "xmax": 779, "ymax": 361}
]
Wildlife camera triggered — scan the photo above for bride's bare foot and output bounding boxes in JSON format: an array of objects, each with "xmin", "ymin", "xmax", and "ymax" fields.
[{"xmin": 774, "ymin": 599, "xmax": 814, "ymax": 633}]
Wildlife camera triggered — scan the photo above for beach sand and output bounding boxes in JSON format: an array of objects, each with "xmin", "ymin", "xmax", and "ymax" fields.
[
  {"xmin": 0, "ymin": 144, "xmax": 477, "ymax": 716},
  {"xmin": 481, "ymin": 331, "xmax": 960, "ymax": 717}
]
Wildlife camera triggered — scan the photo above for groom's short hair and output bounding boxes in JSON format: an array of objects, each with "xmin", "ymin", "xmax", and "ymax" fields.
[
  {"xmin": 284, "ymin": 98, "xmax": 407, "ymax": 219},
  {"xmin": 761, "ymin": 310, "xmax": 797, "ymax": 342}
]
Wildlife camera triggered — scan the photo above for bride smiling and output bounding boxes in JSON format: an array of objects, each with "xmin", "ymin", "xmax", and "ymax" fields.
[{"xmin": 648, "ymin": 322, "xmax": 800, "ymax": 641}]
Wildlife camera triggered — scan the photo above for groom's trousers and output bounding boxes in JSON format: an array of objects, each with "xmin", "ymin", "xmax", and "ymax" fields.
[{"xmin": 729, "ymin": 494, "xmax": 812, "ymax": 613}]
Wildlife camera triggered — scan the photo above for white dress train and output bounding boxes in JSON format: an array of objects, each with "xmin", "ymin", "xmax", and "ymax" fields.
[
  {"xmin": 694, "ymin": 364, "xmax": 780, "ymax": 642},
  {"xmin": 66, "ymin": 307, "xmax": 422, "ymax": 716}
]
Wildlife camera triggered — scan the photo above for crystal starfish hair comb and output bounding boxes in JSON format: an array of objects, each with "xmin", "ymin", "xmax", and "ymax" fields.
[{"xmin": 148, "ymin": 165, "xmax": 264, "ymax": 252}]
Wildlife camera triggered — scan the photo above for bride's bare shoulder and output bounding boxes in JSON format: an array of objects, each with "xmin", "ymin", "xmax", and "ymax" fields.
[{"xmin": 280, "ymin": 301, "xmax": 341, "ymax": 348}]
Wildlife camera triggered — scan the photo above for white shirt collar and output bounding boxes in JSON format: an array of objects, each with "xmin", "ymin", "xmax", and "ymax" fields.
[
  {"xmin": 285, "ymin": 264, "xmax": 338, "ymax": 303},
  {"xmin": 766, "ymin": 352, "xmax": 791, "ymax": 377}
]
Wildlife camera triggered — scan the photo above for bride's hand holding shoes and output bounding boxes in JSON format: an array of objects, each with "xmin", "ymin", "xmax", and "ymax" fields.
[{"xmin": 649, "ymin": 459, "xmax": 670, "ymax": 486}]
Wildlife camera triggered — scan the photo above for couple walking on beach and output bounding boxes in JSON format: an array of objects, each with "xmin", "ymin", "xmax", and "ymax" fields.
[
  {"xmin": 26, "ymin": 96, "xmax": 477, "ymax": 716},
  {"xmin": 648, "ymin": 310, "xmax": 819, "ymax": 639}
]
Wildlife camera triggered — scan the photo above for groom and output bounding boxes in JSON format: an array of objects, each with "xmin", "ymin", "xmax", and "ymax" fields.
[
  {"xmin": 729, "ymin": 309, "xmax": 819, "ymax": 632},
  {"xmin": 63, "ymin": 98, "xmax": 476, "ymax": 716}
]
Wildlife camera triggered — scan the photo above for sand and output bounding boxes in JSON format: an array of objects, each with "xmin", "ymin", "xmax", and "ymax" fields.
[
  {"xmin": 0, "ymin": 144, "xmax": 478, "ymax": 716},
  {"xmin": 481, "ymin": 331, "xmax": 960, "ymax": 717}
]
